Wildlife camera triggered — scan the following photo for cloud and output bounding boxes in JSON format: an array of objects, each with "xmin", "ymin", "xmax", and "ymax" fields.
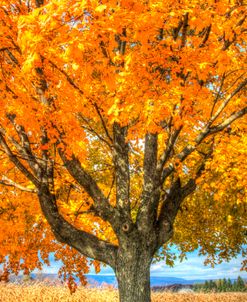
[{"xmin": 150, "ymin": 252, "xmax": 247, "ymax": 280}]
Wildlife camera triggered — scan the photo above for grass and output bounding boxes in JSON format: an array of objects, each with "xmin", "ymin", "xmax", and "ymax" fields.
[{"xmin": 0, "ymin": 282, "xmax": 247, "ymax": 302}]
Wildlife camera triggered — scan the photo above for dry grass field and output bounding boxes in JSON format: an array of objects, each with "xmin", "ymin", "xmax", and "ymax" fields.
[{"xmin": 0, "ymin": 283, "xmax": 247, "ymax": 302}]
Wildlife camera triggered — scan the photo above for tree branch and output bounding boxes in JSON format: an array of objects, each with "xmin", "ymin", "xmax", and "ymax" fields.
[
  {"xmin": 209, "ymin": 77, "xmax": 247, "ymax": 126},
  {"xmin": 160, "ymin": 76, "xmax": 246, "ymax": 183},
  {"xmin": 156, "ymin": 126, "xmax": 182, "ymax": 174},
  {"xmin": 113, "ymin": 123, "xmax": 130, "ymax": 216},
  {"xmin": 5, "ymin": 49, "xmax": 20, "ymax": 67},
  {"xmin": 48, "ymin": 60, "xmax": 113, "ymax": 146},
  {"xmin": 0, "ymin": 132, "xmax": 40, "ymax": 187},
  {"xmin": 157, "ymin": 144, "xmax": 213, "ymax": 248},
  {"xmin": 181, "ymin": 144, "xmax": 214, "ymax": 199},
  {"xmin": 58, "ymin": 149, "xmax": 120, "ymax": 231},
  {"xmin": 38, "ymin": 185, "xmax": 117, "ymax": 268},
  {"xmin": 180, "ymin": 13, "xmax": 189, "ymax": 48},
  {"xmin": 209, "ymin": 107, "xmax": 247, "ymax": 134},
  {"xmin": 0, "ymin": 175, "xmax": 37, "ymax": 193},
  {"xmin": 6, "ymin": 114, "xmax": 43, "ymax": 176},
  {"xmin": 93, "ymin": 103, "xmax": 113, "ymax": 143},
  {"xmin": 199, "ymin": 25, "xmax": 211, "ymax": 48},
  {"xmin": 172, "ymin": 20, "xmax": 183, "ymax": 40},
  {"xmin": 210, "ymin": 73, "xmax": 226, "ymax": 117},
  {"xmin": 160, "ymin": 153, "xmax": 213, "ymax": 246},
  {"xmin": 137, "ymin": 133, "xmax": 160, "ymax": 232},
  {"xmin": 35, "ymin": 0, "xmax": 44, "ymax": 8},
  {"xmin": 47, "ymin": 59, "xmax": 85, "ymax": 95},
  {"xmin": 156, "ymin": 178, "xmax": 182, "ymax": 247}
]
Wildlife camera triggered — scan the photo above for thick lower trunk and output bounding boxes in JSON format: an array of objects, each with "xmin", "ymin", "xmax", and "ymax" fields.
[{"xmin": 115, "ymin": 248, "xmax": 152, "ymax": 302}]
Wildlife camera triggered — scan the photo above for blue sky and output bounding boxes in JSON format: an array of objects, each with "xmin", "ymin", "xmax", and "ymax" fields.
[{"xmin": 42, "ymin": 250, "xmax": 247, "ymax": 280}]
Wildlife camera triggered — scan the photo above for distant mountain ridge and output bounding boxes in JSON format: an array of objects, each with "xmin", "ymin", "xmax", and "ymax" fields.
[
  {"xmin": 86, "ymin": 275, "xmax": 205, "ymax": 287},
  {"xmin": 10, "ymin": 273, "xmax": 206, "ymax": 287}
]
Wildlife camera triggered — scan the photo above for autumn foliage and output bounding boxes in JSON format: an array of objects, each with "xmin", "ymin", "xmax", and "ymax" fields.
[{"xmin": 0, "ymin": 0, "xmax": 246, "ymax": 300}]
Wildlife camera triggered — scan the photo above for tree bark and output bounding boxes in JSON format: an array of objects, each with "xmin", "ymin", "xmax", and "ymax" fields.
[{"xmin": 115, "ymin": 241, "xmax": 153, "ymax": 302}]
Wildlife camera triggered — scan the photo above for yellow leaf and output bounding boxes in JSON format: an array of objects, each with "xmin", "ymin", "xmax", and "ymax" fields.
[
  {"xmin": 95, "ymin": 4, "xmax": 107, "ymax": 13},
  {"xmin": 199, "ymin": 62, "xmax": 208, "ymax": 70},
  {"xmin": 72, "ymin": 63, "xmax": 79, "ymax": 71},
  {"xmin": 227, "ymin": 215, "xmax": 233, "ymax": 223}
]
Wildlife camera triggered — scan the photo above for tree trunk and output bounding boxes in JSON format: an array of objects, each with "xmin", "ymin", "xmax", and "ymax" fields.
[{"xmin": 115, "ymin": 244, "xmax": 153, "ymax": 302}]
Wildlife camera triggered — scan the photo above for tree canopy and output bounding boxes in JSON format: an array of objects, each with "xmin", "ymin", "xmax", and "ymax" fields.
[{"xmin": 0, "ymin": 0, "xmax": 246, "ymax": 297}]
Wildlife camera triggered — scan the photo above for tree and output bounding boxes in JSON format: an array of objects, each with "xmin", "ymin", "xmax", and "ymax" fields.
[
  {"xmin": 216, "ymin": 279, "xmax": 223, "ymax": 292},
  {"xmin": 204, "ymin": 280, "xmax": 210, "ymax": 292},
  {"xmin": 209, "ymin": 280, "xmax": 217, "ymax": 292},
  {"xmin": 235, "ymin": 276, "xmax": 246, "ymax": 292},
  {"xmin": 227, "ymin": 278, "xmax": 233, "ymax": 291},
  {"xmin": 0, "ymin": 0, "xmax": 246, "ymax": 301},
  {"xmin": 222, "ymin": 278, "xmax": 228, "ymax": 292}
]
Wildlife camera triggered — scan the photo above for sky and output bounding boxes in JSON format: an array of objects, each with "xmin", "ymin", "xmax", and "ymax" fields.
[{"xmin": 41, "ymin": 250, "xmax": 247, "ymax": 281}]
